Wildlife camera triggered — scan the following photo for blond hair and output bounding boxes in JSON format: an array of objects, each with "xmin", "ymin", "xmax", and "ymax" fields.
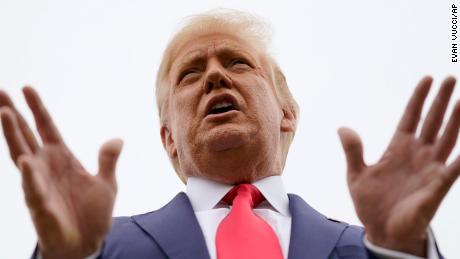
[{"xmin": 155, "ymin": 9, "xmax": 299, "ymax": 177}]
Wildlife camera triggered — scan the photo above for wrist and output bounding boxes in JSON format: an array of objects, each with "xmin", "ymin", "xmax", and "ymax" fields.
[
  {"xmin": 40, "ymin": 241, "xmax": 102, "ymax": 259},
  {"xmin": 366, "ymin": 231, "xmax": 428, "ymax": 257}
]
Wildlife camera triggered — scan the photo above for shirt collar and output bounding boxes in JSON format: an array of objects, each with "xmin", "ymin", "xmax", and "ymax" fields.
[{"xmin": 185, "ymin": 175, "xmax": 291, "ymax": 216}]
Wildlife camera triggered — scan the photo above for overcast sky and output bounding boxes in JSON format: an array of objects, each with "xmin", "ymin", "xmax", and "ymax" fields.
[{"xmin": 1, "ymin": 0, "xmax": 459, "ymax": 258}]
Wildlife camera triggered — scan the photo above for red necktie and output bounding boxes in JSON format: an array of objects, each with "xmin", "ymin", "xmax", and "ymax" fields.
[{"xmin": 216, "ymin": 183, "xmax": 284, "ymax": 259}]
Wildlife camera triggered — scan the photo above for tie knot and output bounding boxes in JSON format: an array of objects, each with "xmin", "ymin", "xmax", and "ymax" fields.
[{"xmin": 223, "ymin": 183, "xmax": 265, "ymax": 208}]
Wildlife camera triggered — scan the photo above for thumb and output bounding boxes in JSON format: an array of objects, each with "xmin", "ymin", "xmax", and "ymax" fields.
[
  {"xmin": 337, "ymin": 127, "xmax": 365, "ymax": 178},
  {"xmin": 97, "ymin": 138, "xmax": 123, "ymax": 182}
]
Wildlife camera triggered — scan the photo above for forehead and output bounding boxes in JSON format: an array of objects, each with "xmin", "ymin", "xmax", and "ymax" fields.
[{"xmin": 170, "ymin": 33, "xmax": 260, "ymax": 69}]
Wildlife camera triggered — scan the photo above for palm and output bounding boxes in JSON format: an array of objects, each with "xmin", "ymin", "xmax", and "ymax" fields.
[
  {"xmin": 32, "ymin": 145, "xmax": 115, "ymax": 254},
  {"xmin": 350, "ymin": 133, "xmax": 445, "ymax": 238},
  {"xmin": 0, "ymin": 87, "xmax": 123, "ymax": 259},
  {"xmin": 338, "ymin": 76, "xmax": 460, "ymax": 254}
]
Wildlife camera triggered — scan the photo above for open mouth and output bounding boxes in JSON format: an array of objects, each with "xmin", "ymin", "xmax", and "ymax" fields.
[
  {"xmin": 209, "ymin": 101, "xmax": 237, "ymax": 115},
  {"xmin": 205, "ymin": 94, "xmax": 240, "ymax": 117}
]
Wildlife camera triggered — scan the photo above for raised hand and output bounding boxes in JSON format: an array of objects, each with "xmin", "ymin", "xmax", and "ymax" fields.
[
  {"xmin": 0, "ymin": 87, "xmax": 123, "ymax": 259},
  {"xmin": 338, "ymin": 76, "xmax": 459, "ymax": 256}
]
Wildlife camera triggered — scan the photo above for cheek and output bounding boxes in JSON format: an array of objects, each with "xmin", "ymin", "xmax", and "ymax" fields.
[
  {"xmin": 171, "ymin": 86, "xmax": 199, "ymax": 118},
  {"xmin": 170, "ymin": 89, "xmax": 201, "ymax": 140},
  {"xmin": 243, "ymin": 76, "xmax": 282, "ymax": 123}
]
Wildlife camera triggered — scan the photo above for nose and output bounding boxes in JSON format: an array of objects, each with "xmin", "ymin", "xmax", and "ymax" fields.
[{"xmin": 203, "ymin": 60, "xmax": 232, "ymax": 93}]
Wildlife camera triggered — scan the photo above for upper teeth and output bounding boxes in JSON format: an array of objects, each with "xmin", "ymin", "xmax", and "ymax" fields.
[{"xmin": 212, "ymin": 101, "xmax": 233, "ymax": 110}]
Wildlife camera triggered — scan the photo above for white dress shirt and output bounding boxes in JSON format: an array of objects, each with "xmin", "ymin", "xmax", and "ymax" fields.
[
  {"xmin": 186, "ymin": 175, "xmax": 439, "ymax": 259},
  {"xmin": 187, "ymin": 175, "xmax": 292, "ymax": 259},
  {"xmin": 39, "ymin": 175, "xmax": 440, "ymax": 259}
]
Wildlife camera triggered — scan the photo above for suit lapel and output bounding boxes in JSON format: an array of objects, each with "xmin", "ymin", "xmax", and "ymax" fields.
[
  {"xmin": 287, "ymin": 193, "xmax": 348, "ymax": 259},
  {"xmin": 130, "ymin": 191, "xmax": 347, "ymax": 259},
  {"xmin": 132, "ymin": 192, "xmax": 211, "ymax": 259}
]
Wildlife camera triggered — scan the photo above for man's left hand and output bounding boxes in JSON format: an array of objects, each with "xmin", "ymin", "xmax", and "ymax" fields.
[{"xmin": 338, "ymin": 76, "xmax": 459, "ymax": 257}]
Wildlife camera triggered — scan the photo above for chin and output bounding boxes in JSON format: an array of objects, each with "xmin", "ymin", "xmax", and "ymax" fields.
[
  {"xmin": 189, "ymin": 123, "xmax": 279, "ymax": 183},
  {"xmin": 205, "ymin": 125, "xmax": 251, "ymax": 152}
]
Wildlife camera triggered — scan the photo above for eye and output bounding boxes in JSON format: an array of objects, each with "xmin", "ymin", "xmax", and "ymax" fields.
[
  {"xmin": 230, "ymin": 59, "xmax": 249, "ymax": 67},
  {"xmin": 178, "ymin": 69, "xmax": 200, "ymax": 84},
  {"xmin": 228, "ymin": 58, "xmax": 252, "ymax": 72}
]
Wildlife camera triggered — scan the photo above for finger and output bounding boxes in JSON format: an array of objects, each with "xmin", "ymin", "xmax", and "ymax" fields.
[
  {"xmin": 17, "ymin": 154, "xmax": 46, "ymax": 209},
  {"xmin": 22, "ymin": 86, "xmax": 63, "ymax": 143},
  {"xmin": 97, "ymin": 138, "xmax": 123, "ymax": 182},
  {"xmin": 0, "ymin": 107, "xmax": 32, "ymax": 164},
  {"xmin": 433, "ymin": 100, "xmax": 460, "ymax": 162},
  {"xmin": 337, "ymin": 127, "xmax": 365, "ymax": 180},
  {"xmin": 443, "ymin": 152, "xmax": 460, "ymax": 189},
  {"xmin": 419, "ymin": 76, "xmax": 456, "ymax": 144},
  {"xmin": 0, "ymin": 90, "xmax": 40, "ymax": 152},
  {"xmin": 396, "ymin": 76, "xmax": 433, "ymax": 134}
]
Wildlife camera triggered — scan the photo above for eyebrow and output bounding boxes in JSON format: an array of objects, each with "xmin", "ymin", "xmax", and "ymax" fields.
[
  {"xmin": 175, "ymin": 43, "xmax": 257, "ymax": 72},
  {"xmin": 177, "ymin": 50, "xmax": 207, "ymax": 71},
  {"xmin": 214, "ymin": 43, "xmax": 258, "ymax": 66}
]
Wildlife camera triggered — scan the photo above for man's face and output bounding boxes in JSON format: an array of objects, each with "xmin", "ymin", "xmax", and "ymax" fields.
[{"xmin": 161, "ymin": 33, "xmax": 294, "ymax": 184}]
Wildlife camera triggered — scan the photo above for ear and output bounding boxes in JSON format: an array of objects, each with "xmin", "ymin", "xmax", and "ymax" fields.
[
  {"xmin": 160, "ymin": 125, "xmax": 177, "ymax": 158},
  {"xmin": 280, "ymin": 106, "xmax": 296, "ymax": 133}
]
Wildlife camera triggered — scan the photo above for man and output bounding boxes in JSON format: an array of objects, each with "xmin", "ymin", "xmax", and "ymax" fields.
[{"xmin": 0, "ymin": 9, "xmax": 458, "ymax": 259}]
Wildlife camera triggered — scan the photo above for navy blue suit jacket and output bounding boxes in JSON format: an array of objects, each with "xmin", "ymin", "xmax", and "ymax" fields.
[
  {"xmin": 33, "ymin": 192, "xmax": 444, "ymax": 258},
  {"xmin": 100, "ymin": 192, "xmax": 379, "ymax": 259}
]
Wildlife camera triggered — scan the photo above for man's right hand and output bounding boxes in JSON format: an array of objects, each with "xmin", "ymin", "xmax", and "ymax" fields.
[{"xmin": 0, "ymin": 86, "xmax": 123, "ymax": 259}]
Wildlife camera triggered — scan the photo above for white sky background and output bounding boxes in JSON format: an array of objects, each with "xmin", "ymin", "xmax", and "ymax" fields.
[{"xmin": 0, "ymin": 0, "xmax": 459, "ymax": 258}]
